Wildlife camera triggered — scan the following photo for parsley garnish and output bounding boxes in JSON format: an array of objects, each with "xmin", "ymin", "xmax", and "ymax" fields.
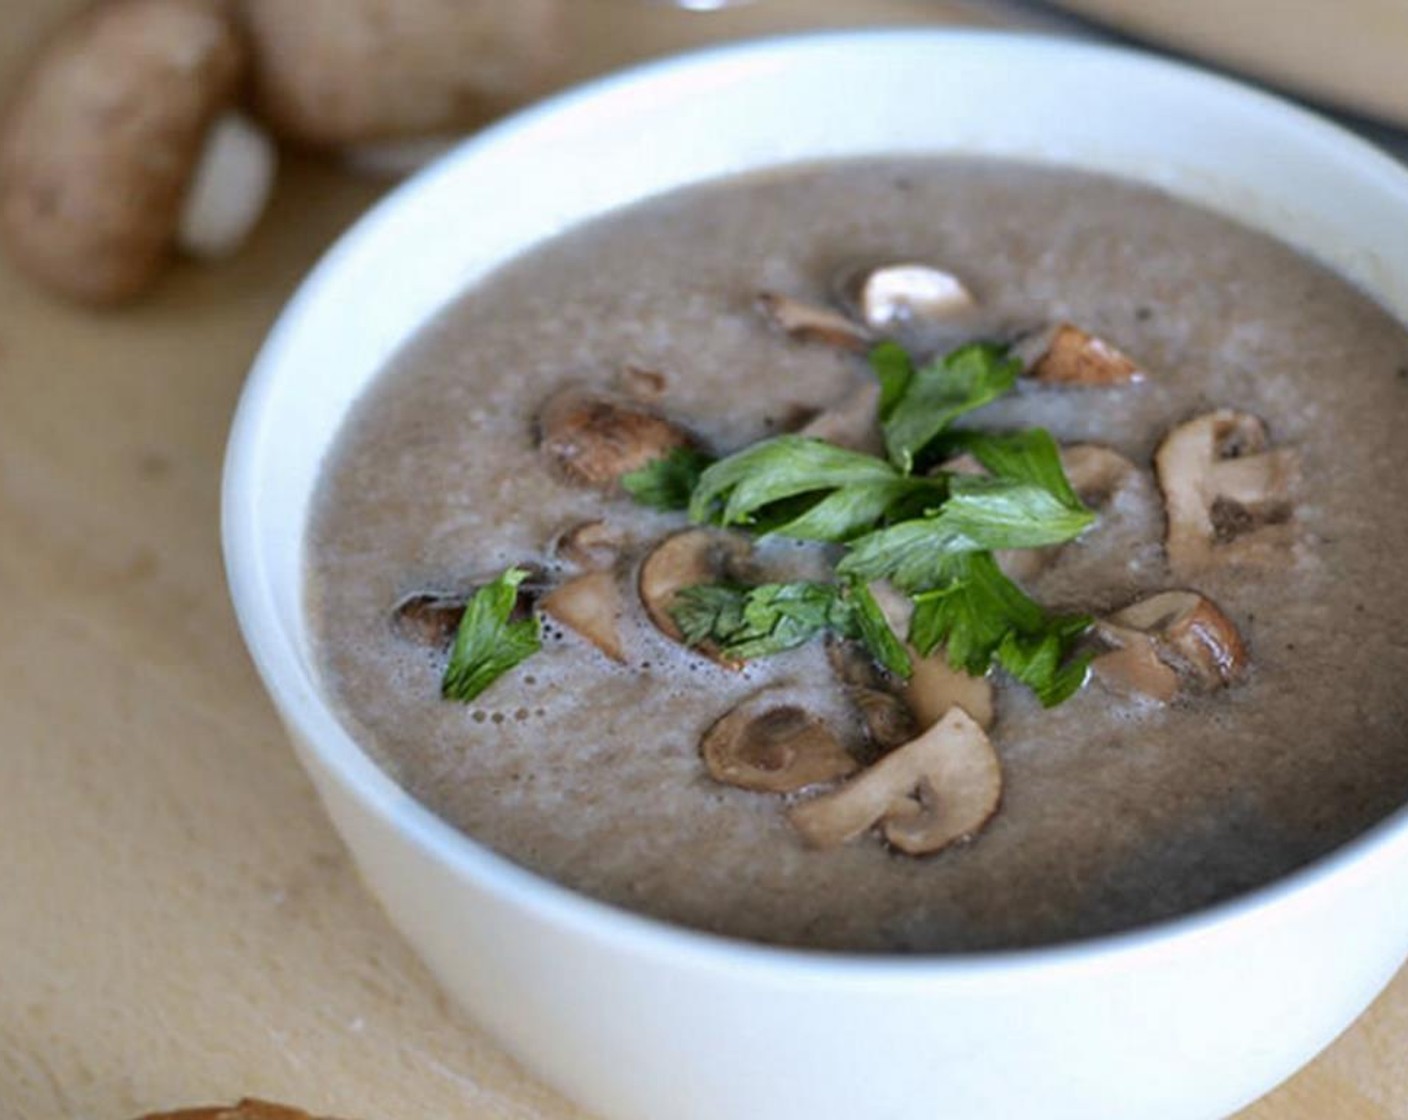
[
  {"xmin": 441, "ymin": 567, "xmax": 542, "ymax": 703},
  {"xmin": 626, "ymin": 338, "xmax": 1097, "ymax": 705},
  {"xmin": 621, "ymin": 447, "xmax": 716, "ymax": 511},
  {"xmin": 669, "ymin": 578, "xmax": 912, "ymax": 678}
]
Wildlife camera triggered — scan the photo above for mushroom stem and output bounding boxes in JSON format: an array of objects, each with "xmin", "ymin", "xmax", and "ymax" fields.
[{"xmin": 177, "ymin": 111, "xmax": 277, "ymax": 260}]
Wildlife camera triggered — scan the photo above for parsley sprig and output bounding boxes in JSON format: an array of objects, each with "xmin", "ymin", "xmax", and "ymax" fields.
[
  {"xmin": 634, "ymin": 340, "xmax": 1096, "ymax": 706},
  {"xmin": 441, "ymin": 568, "xmax": 542, "ymax": 703}
]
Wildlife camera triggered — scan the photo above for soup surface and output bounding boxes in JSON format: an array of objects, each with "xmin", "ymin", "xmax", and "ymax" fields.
[{"xmin": 308, "ymin": 159, "xmax": 1408, "ymax": 952}]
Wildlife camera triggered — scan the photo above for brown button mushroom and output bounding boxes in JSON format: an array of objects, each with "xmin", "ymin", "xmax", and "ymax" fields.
[
  {"xmin": 755, "ymin": 290, "xmax": 873, "ymax": 352},
  {"xmin": 537, "ymin": 387, "xmax": 696, "ymax": 489},
  {"xmin": 701, "ymin": 686, "xmax": 860, "ymax": 793},
  {"xmin": 1155, "ymin": 410, "xmax": 1301, "ymax": 575},
  {"xmin": 788, "ymin": 707, "xmax": 1002, "ymax": 856},
  {"xmin": 391, "ymin": 591, "xmax": 467, "ymax": 649},
  {"xmin": 138, "ymin": 1101, "xmax": 334, "ymax": 1120},
  {"xmin": 1016, "ymin": 323, "xmax": 1145, "ymax": 386},
  {"xmin": 1093, "ymin": 589, "xmax": 1249, "ymax": 702},
  {"xmin": 540, "ymin": 569, "xmax": 627, "ymax": 664},
  {"xmin": 237, "ymin": 0, "xmax": 565, "ymax": 150},
  {"xmin": 840, "ymin": 262, "xmax": 978, "ymax": 332},
  {"xmin": 638, "ymin": 528, "xmax": 751, "ymax": 657},
  {"xmin": 0, "ymin": 0, "xmax": 277, "ymax": 304}
]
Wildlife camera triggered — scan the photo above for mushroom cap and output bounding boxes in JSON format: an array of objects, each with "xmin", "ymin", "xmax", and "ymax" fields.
[
  {"xmin": 0, "ymin": 0, "xmax": 246, "ymax": 304},
  {"xmin": 840, "ymin": 262, "xmax": 977, "ymax": 332},
  {"xmin": 537, "ymin": 386, "xmax": 696, "ymax": 490},
  {"xmin": 238, "ymin": 0, "xmax": 565, "ymax": 147},
  {"xmin": 701, "ymin": 687, "xmax": 859, "ymax": 793},
  {"xmin": 637, "ymin": 528, "xmax": 751, "ymax": 658},
  {"xmin": 1018, "ymin": 322, "xmax": 1145, "ymax": 386},
  {"xmin": 540, "ymin": 569, "xmax": 627, "ymax": 664},
  {"xmin": 1093, "ymin": 589, "xmax": 1248, "ymax": 700}
]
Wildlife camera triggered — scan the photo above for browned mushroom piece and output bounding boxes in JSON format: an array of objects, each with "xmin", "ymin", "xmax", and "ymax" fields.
[
  {"xmin": 701, "ymin": 687, "xmax": 860, "ymax": 793},
  {"xmin": 138, "ymin": 1101, "xmax": 333, "ymax": 1120},
  {"xmin": 238, "ymin": 0, "xmax": 565, "ymax": 149},
  {"xmin": 391, "ymin": 591, "xmax": 467, "ymax": 649},
  {"xmin": 1155, "ymin": 410, "xmax": 1301, "ymax": 575},
  {"xmin": 638, "ymin": 528, "xmax": 751, "ymax": 656},
  {"xmin": 540, "ymin": 569, "xmax": 627, "ymax": 663},
  {"xmin": 904, "ymin": 653, "xmax": 996, "ymax": 732},
  {"xmin": 1016, "ymin": 322, "xmax": 1146, "ymax": 386},
  {"xmin": 996, "ymin": 444, "xmax": 1139, "ymax": 581},
  {"xmin": 552, "ymin": 519, "xmax": 623, "ymax": 570},
  {"xmin": 788, "ymin": 707, "xmax": 1002, "ymax": 855},
  {"xmin": 1092, "ymin": 589, "xmax": 1249, "ymax": 701},
  {"xmin": 537, "ymin": 387, "xmax": 696, "ymax": 489},
  {"xmin": 840, "ymin": 262, "xmax": 977, "ymax": 332},
  {"xmin": 796, "ymin": 380, "xmax": 884, "ymax": 454},
  {"xmin": 0, "ymin": 0, "xmax": 277, "ymax": 304},
  {"xmin": 755, "ymin": 290, "xmax": 873, "ymax": 352}
]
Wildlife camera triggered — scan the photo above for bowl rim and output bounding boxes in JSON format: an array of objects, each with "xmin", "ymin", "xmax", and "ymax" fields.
[{"xmin": 223, "ymin": 26, "xmax": 1408, "ymax": 982}]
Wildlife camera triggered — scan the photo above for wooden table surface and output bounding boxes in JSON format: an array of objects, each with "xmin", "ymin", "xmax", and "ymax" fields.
[{"xmin": 1, "ymin": 3, "xmax": 1405, "ymax": 1118}]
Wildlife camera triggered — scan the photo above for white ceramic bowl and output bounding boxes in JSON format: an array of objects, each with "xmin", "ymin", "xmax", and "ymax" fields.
[{"xmin": 223, "ymin": 30, "xmax": 1408, "ymax": 1120}]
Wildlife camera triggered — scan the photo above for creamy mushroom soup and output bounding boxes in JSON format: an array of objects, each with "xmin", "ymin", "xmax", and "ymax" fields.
[{"xmin": 307, "ymin": 159, "xmax": 1408, "ymax": 952}]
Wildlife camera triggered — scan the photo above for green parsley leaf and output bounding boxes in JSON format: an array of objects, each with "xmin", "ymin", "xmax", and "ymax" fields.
[
  {"xmin": 668, "ymin": 578, "xmax": 912, "ymax": 678},
  {"xmin": 877, "ymin": 342, "xmax": 1022, "ymax": 473},
  {"xmin": 844, "ymin": 577, "xmax": 912, "ymax": 679},
  {"xmin": 869, "ymin": 340, "xmax": 915, "ymax": 420},
  {"xmin": 688, "ymin": 435, "xmax": 937, "ymax": 542},
  {"xmin": 441, "ymin": 567, "xmax": 542, "ymax": 703},
  {"xmin": 905, "ymin": 552, "xmax": 1091, "ymax": 706},
  {"xmin": 669, "ymin": 581, "xmax": 852, "ymax": 661},
  {"xmin": 621, "ymin": 447, "xmax": 717, "ymax": 511},
  {"xmin": 944, "ymin": 428, "xmax": 1082, "ymax": 507}
]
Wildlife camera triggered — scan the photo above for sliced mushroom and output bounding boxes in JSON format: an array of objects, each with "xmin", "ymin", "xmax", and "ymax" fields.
[
  {"xmin": 796, "ymin": 379, "xmax": 883, "ymax": 454},
  {"xmin": 755, "ymin": 291, "xmax": 872, "ymax": 352},
  {"xmin": 391, "ymin": 567, "xmax": 544, "ymax": 649},
  {"xmin": 1093, "ymin": 589, "xmax": 1248, "ymax": 701},
  {"xmin": 996, "ymin": 444, "xmax": 1139, "ymax": 581},
  {"xmin": 540, "ymin": 570, "xmax": 626, "ymax": 663},
  {"xmin": 905, "ymin": 653, "xmax": 996, "ymax": 732},
  {"xmin": 638, "ymin": 528, "xmax": 750, "ymax": 654},
  {"xmin": 537, "ymin": 387, "xmax": 695, "ymax": 489},
  {"xmin": 788, "ymin": 707, "xmax": 1002, "ymax": 855},
  {"xmin": 552, "ymin": 519, "xmax": 623, "ymax": 570},
  {"xmin": 391, "ymin": 591, "xmax": 466, "ymax": 649},
  {"xmin": 1017, "ymin": 323, "xmax": 1145, "ymax": 386},
  {"xmin": 841, "ymin": 262, "xmax": 977, "ymax": 332},
  {"xmin": 701, "ymin": 687, "xmax": 859, "ymax": 793},
  {"xmin": 1155, "ymin": 410, "xmax": 1301, "ymax": 575}
]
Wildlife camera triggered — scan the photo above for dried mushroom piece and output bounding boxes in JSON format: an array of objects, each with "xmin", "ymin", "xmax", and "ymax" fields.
[
  {"xmin": 552, "ymin": 519, "xmax": 623, "ymax": 570},
  {"xmin": 638, "ymin": 528, "xmax": 750, "ymax": 653},
  {"xmin": 1155, "ymin": 410, "xmax": 1301, "ymax": 575},
  {"xmin": 138, "ymin": 1101, "xmax": 333, "ymax": 1120},
  {"xmin": 839, "ymin": 262, "xmax": 977, "ymax": 332},
  {"xmin": 755, "ymin": 290, "xmax": 873, "ymax": 352},
  {"xmin": 788, "ymin": 707, "xmax": 1002, "ymax": 855},
  {"xmin": 1093, "ymin": 590, "xmax": 1248, "ymax": 702},
  {"xmin": 392, "ymin": 568, "xmax": 545, "ymax": 649},
  {"xmin": 1017, "ymin": 323, "xmax": 1145, "ymax": 386},
  {"xmin": 541, "ymin": 570, "xmax": 627, "ymax": 663},
  {"xmin": 701, "ymin": 687, "xmax": 859, "ymax": 792},
  {"xmin": 537, "ymin": 387, "xmax": 696, "ymax": 489}
]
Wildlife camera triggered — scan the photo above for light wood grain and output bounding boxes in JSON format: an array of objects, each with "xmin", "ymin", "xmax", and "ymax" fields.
[
  {"xmin": 1053, "ymin": 0, "xmax": 1408, "ymax": 129},
  {"xmin": 0, "ymin": 3, "xmax": 1404, "ymax": 1119}
]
